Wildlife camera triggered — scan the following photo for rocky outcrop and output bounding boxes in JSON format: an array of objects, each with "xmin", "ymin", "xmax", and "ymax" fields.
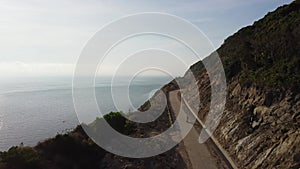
[
  {"xmin": 215, "ymin": 82, "xmax": 300, "ymax": 168},
  {"xmin": 184, "ymin": 63, "xmax": 300, "ymax": 169}
]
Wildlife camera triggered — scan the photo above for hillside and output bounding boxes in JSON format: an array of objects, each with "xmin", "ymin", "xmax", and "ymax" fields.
[{"xmin": 187, "ymin": 0, "xmax": 300, "ymax": 168}]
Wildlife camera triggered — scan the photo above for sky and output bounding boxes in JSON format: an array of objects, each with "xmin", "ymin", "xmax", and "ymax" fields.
[{"xmin": 0, "ymin": 0, "xmax": 293, "ymax": 78}]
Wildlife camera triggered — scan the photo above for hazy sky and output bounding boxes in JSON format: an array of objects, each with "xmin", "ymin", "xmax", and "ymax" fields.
[{"xmin": 0, "ymin": 0, "xmax": 293, "ymax": 77}]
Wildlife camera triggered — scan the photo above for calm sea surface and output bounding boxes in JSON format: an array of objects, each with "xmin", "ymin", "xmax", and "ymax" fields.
[{"xmin": 0, "ymin": 76, "xmax": 171, "ymax": 151}]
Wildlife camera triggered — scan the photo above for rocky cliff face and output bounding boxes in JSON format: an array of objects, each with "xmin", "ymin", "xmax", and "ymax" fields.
[
  {"xmin": 218, "ymin": 81, "xmax": 300, "ymax": 168},
  {"xmin": 184, "ymin": 1, "xmax": 300, "ymax": 168}
]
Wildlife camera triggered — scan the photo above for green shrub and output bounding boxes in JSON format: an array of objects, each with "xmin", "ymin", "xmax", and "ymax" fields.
[
  {"xmin": 0, "ymin": 147, "xmax": 40, "ymax": 169},
  {"xmin": 103, "ymin": 112, "xmax": 125, "ymax": 132}
]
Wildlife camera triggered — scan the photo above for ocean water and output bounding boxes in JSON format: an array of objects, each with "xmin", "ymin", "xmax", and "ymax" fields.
[{"xmin": 0, "ymin": 76, "xmax": 171, "ymax": 151}]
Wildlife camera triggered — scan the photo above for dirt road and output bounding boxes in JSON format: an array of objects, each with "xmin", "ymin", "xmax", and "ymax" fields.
[{"xmin": 169, "ymin": 90, "xmax": 230, "ymax": 169}]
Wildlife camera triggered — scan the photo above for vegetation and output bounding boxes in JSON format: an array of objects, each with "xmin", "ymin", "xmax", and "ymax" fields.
[
  {"xmin": 89, "ymin": 111, "xmax": 134, "ymax": 135},
  {"xmin": 191, "ymin": 0, "xmax": 300, "ymax": 89},
  {"xmin": 103, "ymin": 111, "xmax": 127, "ymax": 132},
  {"xmin": 0, "ymin": 147, "xmax": 40, "ymax": 169},
  {"xmin": 0, "ymin": 111, "xmax": 134, "ymax": 169}
]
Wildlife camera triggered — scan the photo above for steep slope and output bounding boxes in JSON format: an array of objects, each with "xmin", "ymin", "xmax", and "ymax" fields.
[{"xmin": 187, "ymin": 1, "xmax": 300, "ymax": 168}]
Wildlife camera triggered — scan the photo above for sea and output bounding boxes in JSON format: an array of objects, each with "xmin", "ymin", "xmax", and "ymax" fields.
[{"xmin": 0, "ymin": 76, "xmax": 172, "ymax": 151}]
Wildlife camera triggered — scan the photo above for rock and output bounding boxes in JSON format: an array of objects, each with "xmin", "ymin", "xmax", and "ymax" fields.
[
  {"xmin": 231, "ymin": 84, "xmax": 241, "ymax": 97},
  {"xmin": 294, "ymin": 94, "xmax": 300, "ymax": 102}
]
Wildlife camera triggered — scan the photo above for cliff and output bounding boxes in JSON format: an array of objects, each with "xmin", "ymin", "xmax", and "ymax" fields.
[{"xmin": 185, "ymin": 1, "xmax": 300, "ymax": 168}]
